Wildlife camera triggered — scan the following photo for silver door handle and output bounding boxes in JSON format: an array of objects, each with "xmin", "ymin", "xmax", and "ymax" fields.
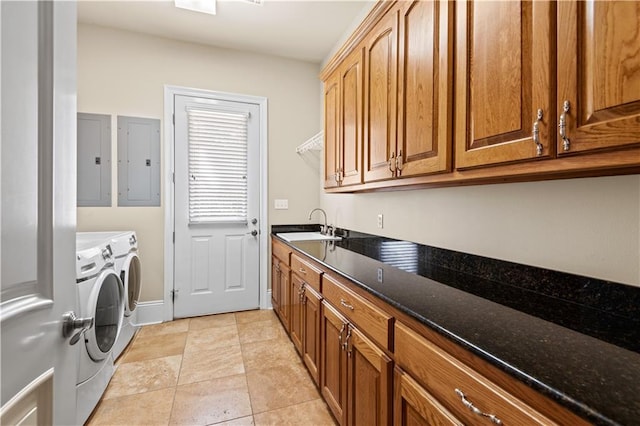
[
  {"xmin": 62, "ymin": 311, "xmax": 94, "ymax": 346},
  {"xmin": 247, "ymin": 230, "xmax": 258, "ymax": 237}
]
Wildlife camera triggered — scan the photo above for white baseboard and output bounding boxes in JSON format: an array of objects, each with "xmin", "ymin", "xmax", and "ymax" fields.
[{"xmin": 134, "ymin": 300, "xmax": 165, "ymax": 325}]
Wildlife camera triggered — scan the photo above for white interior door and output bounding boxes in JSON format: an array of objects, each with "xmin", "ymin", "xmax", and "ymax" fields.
[
  {"xmin": 1, "ymin": 2, "xmax": 78, "ymax": 425},
  {"xmin": 173, "ymin": 94, "xmax": 260, "ymax": 318}
]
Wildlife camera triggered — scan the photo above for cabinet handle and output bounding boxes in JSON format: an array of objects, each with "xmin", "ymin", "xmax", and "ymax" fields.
[
  {"xmin": 388, "ymin": 151, "xmax": 396, "ymax": 175},
  {"xmin": 532, "ymin": 109, "xmax": 544, "ymax": 156},
  {"xmin": 340, "ymin": 298, "xmax": 354, "ymax": 311},
  {"xmin": 396, "ymin": 150, "xmax": 404, "ymax": 172},
  {"xmin": 342, "ymin": 326, "xmax": 352, "ymax": 355},
  {"xmin": 559, "ymin": 100, "xmax": 571, "ymax": 152},
  {"xmin": 338, "ymin": 323, "xmax": 346, "ymax": 343},
  {"xmin": 454, "ymin": 389, "xmax": 502, "ymax": 425},
  {"xmin": 298, "ymin": 267, "xmax": 307, "ymax": 275}
]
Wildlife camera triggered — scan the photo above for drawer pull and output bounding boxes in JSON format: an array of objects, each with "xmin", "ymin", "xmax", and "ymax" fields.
[
  {"xmin": 340, "ymin": 298, "xmax": 354, "ymax": 310},
  {"xmin": 455, "ymin": 389, "xmax": 502, "ymax": 425},
  {"xmin": 298, "ymin": 267, "xmax": 307, "ymax": 274}
]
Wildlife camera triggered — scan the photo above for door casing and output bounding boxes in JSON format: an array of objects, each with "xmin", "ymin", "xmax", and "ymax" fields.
[{"xmin": 163, "ymin": 85, "xmax": 269, "ymax": 321}]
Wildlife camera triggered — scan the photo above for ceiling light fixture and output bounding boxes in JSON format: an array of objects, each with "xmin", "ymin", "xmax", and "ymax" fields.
[{"xmin": 174, "ymin": 0, "xmax": 217, "ymax": 15}]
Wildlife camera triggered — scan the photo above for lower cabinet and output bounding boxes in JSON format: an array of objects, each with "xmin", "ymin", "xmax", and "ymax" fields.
[
  {"xmin": 320, "ymin": 300, "xmax": 393, "ymax": 426},
  {"xmin": 394, "ymin": 367, "xmax": 462, "ymax": 426},
  {"xmin": 271, "ymin": 255, "xmax": 290, "ymax": 332},
  {"xmin": 302, "ymin": 284, "xmax": 322, "ymax": 385},
  {"xmin": 290, "ymin": 273, "xmax": 304, "ymax": 353}
]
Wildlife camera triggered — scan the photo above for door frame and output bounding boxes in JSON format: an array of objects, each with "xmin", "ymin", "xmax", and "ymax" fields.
[{"xmin": 163, "ymin": 85, "xmax": 269, "ymax": 321}]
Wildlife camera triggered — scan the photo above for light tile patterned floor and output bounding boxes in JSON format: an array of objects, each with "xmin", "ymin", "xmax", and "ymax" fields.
[{"xmin": 87, "ymin": 310, "xmax": 336, "ymax": 426}]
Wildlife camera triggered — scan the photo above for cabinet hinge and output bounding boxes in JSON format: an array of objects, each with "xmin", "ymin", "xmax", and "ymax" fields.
[
  {"xmin": 172, "ymin": 172, "xmax": 175, "ymax": 183},
  {"xmin": 172, "ymin": 231, "xmax": 175, "ymax": 243},
  {"xmin": 172, "ymin": 113, "xmax": 175, "ymax": 125}
]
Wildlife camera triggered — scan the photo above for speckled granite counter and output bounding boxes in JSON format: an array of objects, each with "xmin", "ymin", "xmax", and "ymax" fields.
[{"xmin": 272, "ymin": 225, "xmax": 640, "ymax": 426}]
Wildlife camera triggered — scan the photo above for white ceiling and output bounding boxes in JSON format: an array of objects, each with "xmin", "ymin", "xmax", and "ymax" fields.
[{"xmin": 78, "ymin": 0, "xmax": 370, "ymax": 63}]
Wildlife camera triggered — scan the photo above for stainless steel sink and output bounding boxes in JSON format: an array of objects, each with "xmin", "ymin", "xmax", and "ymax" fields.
[{"xmin": 276, "ymin": 232, "xmax": 341, "ymax": 242}]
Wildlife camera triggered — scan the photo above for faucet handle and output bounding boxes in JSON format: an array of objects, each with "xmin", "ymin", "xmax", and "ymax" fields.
[{"xmin": 326, "ymin": 225, "xmax": 334, "ymax": 236}]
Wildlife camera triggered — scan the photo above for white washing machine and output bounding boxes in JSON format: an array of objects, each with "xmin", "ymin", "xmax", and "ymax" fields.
[
  {"xmin": 77, "ymin": 231, "xmax": 141, "ymax": 359},
  {"xmin": 75, "ymin": 238, "xmax": 125, "ymax": 425}
]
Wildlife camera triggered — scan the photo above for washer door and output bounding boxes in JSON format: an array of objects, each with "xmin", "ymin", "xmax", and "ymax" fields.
[
  {"xmin": 85, "ymin": 269, "xmax": 124, "ymax": 361},
  {"xmin": 121, "ymin": 253, "xmax": 141, "ymax": 316}
]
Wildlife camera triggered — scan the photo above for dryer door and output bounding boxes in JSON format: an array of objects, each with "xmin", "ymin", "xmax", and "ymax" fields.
[
  {"xmin": 121, "ymin": 253, "xmax": 141, "ymax": 316},
  {"xmin": 85, "ymin": 270, "xmax": 124, "ymax": 361}
]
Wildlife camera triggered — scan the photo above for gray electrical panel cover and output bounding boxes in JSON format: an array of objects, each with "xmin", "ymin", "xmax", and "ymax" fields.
[
  {"xmin": 117, "ymin": 116, "xmax": 161, "ymax": 206},
  {"xmin": 77, "ymin": 113, "xmax": 111, "ymax": 206}
]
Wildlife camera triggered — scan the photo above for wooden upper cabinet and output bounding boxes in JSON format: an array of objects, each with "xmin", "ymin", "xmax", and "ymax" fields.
[
  {"xmin": 397, "ymin": 0, "xmax": 453, "ymax": 178},
  {"xmin": 557, "ymin": 1, "xmax": 640, "ymax": 155},
  {"xmin": 340, "ymin": 47, "xmax": 365, "ymax": 187},
  {"xmin": 324, "ymin": 73, "xmax": 340, "ymax": 188},
  {"xmin": 363, "ymin": 8, "xmax": 399, "ymax": 183},
  {"xmin": 454, "ymin": 1, "xmax": 554, "ymax": 169}
]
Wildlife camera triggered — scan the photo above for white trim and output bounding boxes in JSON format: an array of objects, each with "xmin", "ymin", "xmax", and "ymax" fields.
[
  {"xmin": 134, "ymin": 300, "xmax": 165, "ymax": 326},
  {"xmin": 163, "ymin": 85, "xmax": 269, "ymax": 322}
]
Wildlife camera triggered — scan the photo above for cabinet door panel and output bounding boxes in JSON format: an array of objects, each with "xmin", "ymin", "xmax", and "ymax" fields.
[
  {"xmin": 394, "ymin": 368, "xmax": 463, "ymax": 426},
  {"xmin": 455, "ymin": 0, "xmax": 554, "ymax": 168},
  {"xmin": 397, "ymin": 0, "xmax": 453, "ymax": 177},
  {"xmin": 340, "ymin": 48, "xmax": 364, "ymax": 186},
  {"xmin": 347, "ymin": 326, "xmax": 392, "ymax": 426},
  {"xmin": 324, "ymin": 75, "xmax": 340, "ymax": 188},
  {"xmin": 557, "ymin": 0, "xmax": 640, "ymax": 155},
  {"xmin": 279, "ymin": 263, "xmax": 291, "ymax": 333},
  {"xmin": 321, "ymin": 301, "xmax": 348, "ymax": 425},
  {"xmin": 271, "ymin": 257, "xmax": 280, "ymax": 315},
  {"xmin": 303, "ymin": 285, "xmax": 322, "ymax": 386},
  {"xmin": 363, "ymin": 10, "xmax": 398, "ymax": 183},
  {"xmin": 290, "ymin": 274, "xmax": 304, "ymax": 354}
]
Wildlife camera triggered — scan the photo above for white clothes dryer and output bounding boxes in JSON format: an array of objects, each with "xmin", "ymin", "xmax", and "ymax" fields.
[
  {"xmin": 77, "ymin": 231, "xmax": 141, "ymax": 359},
  {"xmin": 75, "ymin": 238, "xmax": 125, "ymax": 425}
]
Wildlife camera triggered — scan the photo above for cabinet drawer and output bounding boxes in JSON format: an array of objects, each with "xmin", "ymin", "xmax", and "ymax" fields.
[
  {"xmin": 291, "ymin": 253, "xmax": 322, "ymax": 292},
  {"xmin": 395, "ymin": 322, "xmax": 556, "ymax": 426},
  {"xmin": 323, "ymin": 273, "xmax": 392, "ymax": 350},
  {"xmin": 272, "ymin": 239, "xmax": 291, "ymax": 265}
]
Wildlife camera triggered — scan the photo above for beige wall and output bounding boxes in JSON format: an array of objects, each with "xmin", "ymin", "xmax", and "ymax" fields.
[
  {"xmin": 77, "ymin": 24, "xmax": 322, "ymax": 301},
  {"xmin": 320, "ymin": 175, "xmax": 640, "ymax": 287}
]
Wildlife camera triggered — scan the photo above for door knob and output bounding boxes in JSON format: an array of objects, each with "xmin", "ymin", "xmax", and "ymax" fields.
[
  {"xmin": 251, "ymin": 218, "xmax": 258, "ymax": 225},
  {"xmin": 247, "ymin": 230, "xmax": 258, "ymax": 237},
  {"xmin": 62, "ymin": 311, "xmax": 94, "ymax": 346}
]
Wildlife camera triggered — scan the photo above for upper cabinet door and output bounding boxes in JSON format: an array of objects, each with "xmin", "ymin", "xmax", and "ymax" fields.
[
  {"xmin": 340, "ymin": 47, "xmax": 364, "ymax": 187},
  {"xmin": 363, "ymin": 9, "xmax": 398, "ymax": 183},
  {"xmin": 454, "ymin": 1, "xmax": 554, "ymax": 169},
  {"xmin": 557, "ymin": 1, "xmax": 640, "ymax": 155},
  {"xmin": 397, "ymin": 0, "xmax": 453, "ymax": 178},
  {"xmin": 324, "ymin": 74, "xmax": 340, "ymax": 188}
]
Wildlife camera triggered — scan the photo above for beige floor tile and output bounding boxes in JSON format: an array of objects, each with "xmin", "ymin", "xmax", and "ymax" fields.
[
  {"xmin": 185, "ymin": 324, "xmax": 240, "ymax": 354},
  {"xmin": 241, "ymin": 338, "xmax": 302, "ymax": 373},
  {"xmin": 246, "ymin": 363, "xmax": 320, "ymax": 414},
  {"xmin": 190, "ymin": 313, "xmax": 237, "ymax": 330},
  {"xmin": 179, "ymin": 345, "xmax": 245, "ymax": 385},
  {"xmin": 103, "ymin": 355, "xmax": 182, "ymax": 399},
  {"xmin": 123, "ymin": 332, "xmax": 188, "ymax": 363},
  {"xmin": 237, "ymin": 319, "xmax": 287, "ymax": 345},
  {"xmin": 169, "ymin": 375, "xmax": 252, "ymax": 425},
  {"xmin": 253, "ymin": 399, "xmax": 336, "ymax": 426},
  {"xmin": 136, "ymin": 318, "xmax": 190, "ymax": 338},
  {"xmin": 235, "ymin": 309, "xmax": 278, "ymax": 324},
  {"xmin": 211, "ymin": 416, "xmax": 255, "ymax": 425},
  {"xmin": 87, "ymin": 387, "xmax": 175, "ymax": 425}
]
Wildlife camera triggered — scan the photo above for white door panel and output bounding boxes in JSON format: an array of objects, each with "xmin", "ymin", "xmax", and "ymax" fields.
[
  {"xmin": 173, "ymin": 95, "xmax": 260, "ymax": 318},
  {"xmin": 1, "ymin": 2, "xmax": 77, "ymax": 425}
]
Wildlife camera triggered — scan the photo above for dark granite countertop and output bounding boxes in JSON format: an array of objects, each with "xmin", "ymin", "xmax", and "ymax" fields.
[{"xmin": 272, "ymin": 225, "xmax": 640, "ymax": 426}]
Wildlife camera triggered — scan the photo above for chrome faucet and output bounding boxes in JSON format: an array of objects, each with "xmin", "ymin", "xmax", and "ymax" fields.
[{"xmin": 308, "ymin": 208, "xmax": 328, "ymax": 235}]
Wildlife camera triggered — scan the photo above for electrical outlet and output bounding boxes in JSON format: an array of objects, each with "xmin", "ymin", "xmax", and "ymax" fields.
[
  {"xmin": 377, "ymin": 268, "xmax": 383, "ymax": 283},
  {"xmin": 377, "ymin": 214, "xmax": 384, "ymax": 229},
  {"xmin": 274, "ymin": 199, "xmax": 288, "ymax": 210}
]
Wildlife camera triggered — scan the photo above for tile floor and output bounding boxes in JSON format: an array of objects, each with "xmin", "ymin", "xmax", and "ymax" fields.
[{"xmin": 87, "ymin": 310, "xmax": 336, "ymax": 426}]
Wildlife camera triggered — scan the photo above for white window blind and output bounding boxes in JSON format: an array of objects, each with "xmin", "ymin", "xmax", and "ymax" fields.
[{"xmin": 187, "ymin": 107, "xmax": 249, "ymax": 224}]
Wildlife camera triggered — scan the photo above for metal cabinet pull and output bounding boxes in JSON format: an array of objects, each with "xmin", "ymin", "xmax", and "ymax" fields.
[
  {"xmin": 532, "ymin": 109, "xmax": 544, "ymax": 156},
  {"xmin": 340, "ymin": 298, "xmax": 355, "ymax": 310},
  {"xmin": 559, "ymin": 100, "xmax": 571, "ymax": 151},
  {"xmin": 396, "ymin": 150, "xmax": 404, "ymax": 172},
  {"xmin": 388, "ymin": 151, "xmax": 396, "ymax": 174},
  {"xmin": 338, "ymin": 323, "xmax": 346, "ymax": 343},
  {"xmin": 298, "ymin": 267, "xmax": 307, "ymax": 275},
  {"xmin": 454, "ymin": 389, "xmax": 502, "ymax": 425},
  {"xmin": 342, "ymin": 326, "xmax": 352, "ymax": 354}
]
